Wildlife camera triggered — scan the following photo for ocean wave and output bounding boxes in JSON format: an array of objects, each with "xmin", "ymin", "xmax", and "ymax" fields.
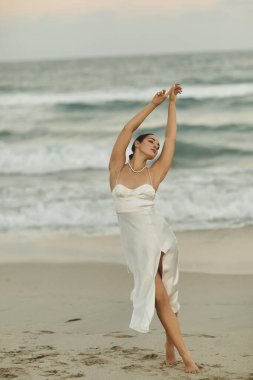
[
  {"xmin": 173, "ymin": 141, "xmax": 252, "ymax": 169},
  {"xmin": 0, "ymin": 128, "xmax": 109, "ymax": 142},
  {"xmin": 0, "ymin": 137, "xmax": 251, "ymax": 175},
  {"xmin": 151, "ymin": 122, "xmax": 253, "ymax": 135},
  {"xmin": 0, "ymin": 167, "xmax": 252, "ymax": 232},
  {"xmin": 1, "ymin": 83, "xmax": 253, "ymax": 107},
  {"xmin": 0, "ymin": 122, "xmax": 252, "ymax": 142},
  {"xmin": 0, "ymin": 142, "xmax": 112, "ymax": 174}
]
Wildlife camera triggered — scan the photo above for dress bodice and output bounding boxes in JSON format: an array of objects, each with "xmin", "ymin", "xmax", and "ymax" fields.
[{"xmin": 111, "ymin": 183, "xmax": 156, "ymax": 214}]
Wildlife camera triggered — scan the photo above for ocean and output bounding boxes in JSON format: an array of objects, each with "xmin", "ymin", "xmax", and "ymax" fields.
[{"xmin": 0, "ymin": 50, "xmax": 252, "ymax": 235}]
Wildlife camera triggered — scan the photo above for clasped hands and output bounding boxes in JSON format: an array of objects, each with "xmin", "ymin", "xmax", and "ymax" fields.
[{"xmin": 151, "ymin": 84, "xmax": 182, "ymax": 106}]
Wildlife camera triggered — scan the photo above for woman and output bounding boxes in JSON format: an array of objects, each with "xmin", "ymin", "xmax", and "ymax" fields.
[{"xmin": 108, "ymin": 84, "xmax": 200, "ymax": 374}]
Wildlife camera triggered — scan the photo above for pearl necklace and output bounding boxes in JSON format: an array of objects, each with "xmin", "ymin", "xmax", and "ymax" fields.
[{"xmin": 127, "ymin": 160, "xmax": 147, "ymax": 173}]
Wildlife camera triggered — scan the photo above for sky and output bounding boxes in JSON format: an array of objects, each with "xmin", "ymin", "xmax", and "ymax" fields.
[{"xmin": 0, "ymin": 0, "xmax": 252, "ymax": 62}]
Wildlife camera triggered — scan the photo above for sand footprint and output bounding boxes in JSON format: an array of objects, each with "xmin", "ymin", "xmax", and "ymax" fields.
[
  {"xmin": 37, "ymin": 345, "xmax": 55, "ymax": 350},
  {"xmin": 0, "ymin": 367, "xmax": 27, "ymax": 378},
  {"xmin": 78, "ymin": 349, "xmax": 110, "ymax": 365},
  {"xmin": 78, "ymin": 353, "xmax": 109, "ymax": 366},
  {"xmin": 121, "ymin": 364, "xmax": 144, "ymax": 370},
  {"xmin": 183, "ymin": 333, "xmax": 216, "ymax": 338},
  {"xmin": 104, "ymin": 331, "xmax": 135, "ymax": 338},
  {"xmin": 25, "ymin": 352, "xmax": 59, "ymax": 362},
  {"xmin": 142, "ymin": 353, "xmax": 159, "ymax": 359},
  {"xmin": 65, "ymin": 318, "xmax": 82, "ymax": 323},
  {"xmin": 22, "ymin": 329, "xmax": 55, "ymax": 335}
]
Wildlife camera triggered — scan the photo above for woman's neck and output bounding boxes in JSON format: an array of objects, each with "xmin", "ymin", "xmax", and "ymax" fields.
[{"xmin": 128, "ymin": 158, "xmax": 147, "ymax": 172}]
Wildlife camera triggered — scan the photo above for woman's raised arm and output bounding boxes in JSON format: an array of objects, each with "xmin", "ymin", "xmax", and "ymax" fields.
[{"xmin": 151, "ymin": 84, "xmax": 182, "ymax": 184}]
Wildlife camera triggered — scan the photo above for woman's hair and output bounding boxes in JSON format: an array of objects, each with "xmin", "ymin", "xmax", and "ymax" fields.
[{"xmin": 128, "ymin": 133, "xmax": 155, "ymax": 160}]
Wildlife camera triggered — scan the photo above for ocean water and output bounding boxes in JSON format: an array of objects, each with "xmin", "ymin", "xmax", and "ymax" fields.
[{"xmin": 0, "ymin": 50, "xmax": 252, "ymax": 235}]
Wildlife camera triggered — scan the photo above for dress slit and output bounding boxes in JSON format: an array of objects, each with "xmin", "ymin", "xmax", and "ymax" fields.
[{"xmin": 128, "ymin": 215, "xmax": 180, "ymax": 333}]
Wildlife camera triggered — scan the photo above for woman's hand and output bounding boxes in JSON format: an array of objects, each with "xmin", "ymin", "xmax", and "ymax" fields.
[
  {"xmin": 151, "ymin": 84, "xmax": 182, "ymax": 106},
  {"xmin": 166, "ymin": 83, "xmax": 182, "ymax": 103},
  {"xmin": 151, "ymin": 89, "xmax": 168, "ymax": 106}
]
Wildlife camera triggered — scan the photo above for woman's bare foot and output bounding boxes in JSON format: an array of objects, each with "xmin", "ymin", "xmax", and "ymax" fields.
[
  {"xmin": 181, "ymin": 351, "xmax": 200, "ymax": 373},
  {"xmin": 164, "ymin": 342, "xmax": 180, "ymax": 365}
]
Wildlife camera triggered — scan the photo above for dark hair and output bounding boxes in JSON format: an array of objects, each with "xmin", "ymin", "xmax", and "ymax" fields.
[{"xmin": 128, "ymin": 133, "xmax": 155, "ymax": 160}]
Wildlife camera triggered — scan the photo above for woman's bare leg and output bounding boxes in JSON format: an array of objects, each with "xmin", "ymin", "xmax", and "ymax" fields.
[
  {"xmin": 157, "ymin": 253, "xmax": 178, "ymax": 365},
  {"xmin": 165, "ymin": 313, "xmax": 180, "ymax": 365},
  {"xmin": 155, "ymin": 261, "xmax": 200, "ymax": 373}
]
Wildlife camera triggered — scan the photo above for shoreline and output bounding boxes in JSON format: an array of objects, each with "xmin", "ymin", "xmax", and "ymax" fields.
[{"xmin": 0, "ymin": 225, "xmax": 252, "ymax": 274}]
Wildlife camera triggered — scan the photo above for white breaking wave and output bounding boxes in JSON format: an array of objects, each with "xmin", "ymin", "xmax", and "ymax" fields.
[
  {"xmin": 0, "ymin": 83, "xmax": 253, "ymax": 107},
  {"xmin": 0, "ymin": 167, "xmax": 252, "ymax": 233},
  {"xmin": 0, "ymin": 137, "xmax": 251, "ymax": 175},
  {"xmin": 0, "ymin": 142, "xmax": 112, "ymax": 174}
]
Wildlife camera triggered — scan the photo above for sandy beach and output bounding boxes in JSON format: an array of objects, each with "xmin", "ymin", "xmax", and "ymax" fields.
[{"xmin": 0, "ymin": 227, "xmax": 253, "ymax": 379}]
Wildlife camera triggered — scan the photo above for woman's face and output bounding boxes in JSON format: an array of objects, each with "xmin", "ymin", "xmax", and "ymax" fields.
[{"xmin": 138, "ymin": 135, "xmax": 160, "ymax": 159}]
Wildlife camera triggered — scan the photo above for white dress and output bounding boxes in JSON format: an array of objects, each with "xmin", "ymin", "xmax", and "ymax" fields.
[{"xmin": 111, "ymin": 165, "xmax": 180, "ymax": 333}]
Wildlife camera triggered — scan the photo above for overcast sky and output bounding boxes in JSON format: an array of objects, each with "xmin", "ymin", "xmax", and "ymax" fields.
[{"xmin": 0, "ymin": 0, "xmax": 252, "ymax": 62}]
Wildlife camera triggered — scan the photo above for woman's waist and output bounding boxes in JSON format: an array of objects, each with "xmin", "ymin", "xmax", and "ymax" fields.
[{"xmin": 114, "ymin": 204, "xmax": 156, "ymax": 214}]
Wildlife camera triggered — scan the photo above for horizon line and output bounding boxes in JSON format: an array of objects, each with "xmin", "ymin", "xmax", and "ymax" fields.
[{"xmin": 0, "ymin": 46, "xmax": 252, "ymax": 65}]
